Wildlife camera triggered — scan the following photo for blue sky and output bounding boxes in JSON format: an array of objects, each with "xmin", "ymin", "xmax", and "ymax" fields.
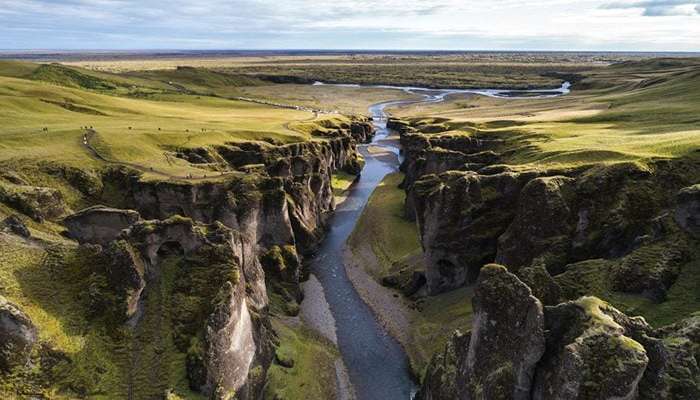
[{"xmin": 1, "ymin": 0, "xmax": 699, "ymax": 51}]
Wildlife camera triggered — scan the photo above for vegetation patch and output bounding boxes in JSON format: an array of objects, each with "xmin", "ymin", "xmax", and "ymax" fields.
[
  {"xmin": 348, "ymin": 172, "xmax": 421, "ymax": 279},
  {"xmin": 264, "ymin": 319, "xmax": 339, "ymax": 400}
]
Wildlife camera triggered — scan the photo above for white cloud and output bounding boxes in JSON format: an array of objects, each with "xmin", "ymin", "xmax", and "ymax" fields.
[
  {"xmin": 601, "ymin": 0, "xmax": 700, "ymax": 16},
  {"xmin": 0, "ymin": 0, "xmax": 698, "ymax": 50}
]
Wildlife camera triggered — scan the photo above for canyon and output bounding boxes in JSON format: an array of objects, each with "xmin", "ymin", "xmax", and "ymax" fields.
[{"xmin": 1, "ymin": 55, "xmax": 699, "ymax": 400}]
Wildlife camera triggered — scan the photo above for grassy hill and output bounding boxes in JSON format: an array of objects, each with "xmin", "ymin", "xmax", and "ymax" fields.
[
  {"xmin": 0, "ymin": 61, "xmax": 331, "ymax": 181},
  {"xmin": 392, "ymin": 58, "xmax": 700, "ymax": 168}
]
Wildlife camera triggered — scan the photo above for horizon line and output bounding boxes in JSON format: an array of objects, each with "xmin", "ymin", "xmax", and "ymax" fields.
[{"xmin": 1, "ymin": 48, "xmax": 700, "ymax": 54}]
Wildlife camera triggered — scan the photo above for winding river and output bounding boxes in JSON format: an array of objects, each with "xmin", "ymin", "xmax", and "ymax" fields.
[{"xmin": 308, "ymin": 83, "xmax": 570, "ymax": 400}]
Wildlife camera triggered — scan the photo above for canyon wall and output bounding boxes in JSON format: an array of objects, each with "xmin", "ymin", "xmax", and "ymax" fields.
[
  {"xmin": 0, "ymin": 118, "xmax": 374, "ymax": 399},
  {"xmin": 392, "ymin": 117, "xmax": 700, "ymax": 399}
]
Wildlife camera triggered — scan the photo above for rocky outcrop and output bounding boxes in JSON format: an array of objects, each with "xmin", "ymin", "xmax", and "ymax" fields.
[
  {"xmin": 0, "ymin": 182, "xmax": 69, "ymax": 222},
  {"xmin": 533, "ymin": 297, "xmax": 649, "ymax": 400},
  {"xmin": 2, "ymin": 214, "xmax": 31, "ymax": 238},
  {"xmin": 64, "ymin": 205, "xmax": 141, "ymax": 245},
  {"xmin": 350, "ymin": 120, "xmax": 375, "ymax": 143},
  {"xmin": 127, "ymin": 136, "xmax": 363, "ymax": 255},
  {"xmin": 675, "ymin": 184, "xmax": 700, "ymax": 237},
  {"xmin": 0, "ymin": 296, "xmax": 37, "ymax": 372},
  {"xmin": 39, "ymin": 120, "xmax": 373, "ymax": 397},
  {"xmin": 413, "ymin": 170, "xmax": 536, "ymax": 294},
  {"xmin": 649, "ymin": 314, "xmax": 700, "ymax": 399},
  {"xmin": 496, "ymin": 176, "xmax": 575, "ymax": 274},
  {"xmin": 393, "ymin": 115, "xmax": 700, "ymax": 297},
  {"xmin": 83, "ymin": 215, "xmax": 272, "ymax": 398},
  {"xmin": 397, "ymin": 126, "xmax": 505, "ymax": 221},
  {"xmin": 96, "ymin": 239, "xmax": 146, "ymax": 319},
  {"xmin": 411, "ymin": 154, "xmax": 699, "ymax": 297},
  {"xmin": 416, "ymin": 330, "xmax": 469, "ymax": 400},
  {"xmin": 418, "ymin": 265, "xmax": 700, "ymax": 400},
  {"xmin": 464, "ymin": 264, "xmax": 545, "ymax": 399}
]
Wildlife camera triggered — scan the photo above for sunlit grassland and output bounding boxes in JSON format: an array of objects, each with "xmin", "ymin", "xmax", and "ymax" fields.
[
  {"xmin": 0, "ymin": 72, "xmax": 325, "ymax": 179},
  {"xmin": 331, "ymin": 170, "xmax": 358, "ymax": 204},
  {"xmin": 392, "ymin": 58, "xmax": 700, "ymax": 168}
]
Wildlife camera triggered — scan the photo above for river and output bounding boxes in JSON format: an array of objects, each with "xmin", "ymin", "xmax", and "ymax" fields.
[{"xmin": 308, "ymin": 83, "xmax": 570, "ymax": 400}]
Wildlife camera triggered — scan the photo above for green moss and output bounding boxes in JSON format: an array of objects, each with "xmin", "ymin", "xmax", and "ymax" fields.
[
  {"xmin": 577, "ymin": 296, "xmax": 623, "ymax": 331},
  {"xmin": 264, "ymin": 320, "xmax": 339, "ymax": 400},
  {"xmin": 347, "ymin": 172, "xmax": 421, "ymax": 279},
  {"xmin": 614, "ymin": 335, "xmax": 646, "ymax": 353},
  {"xmin": 331, "ymin": 170, "xmax": 357, "ymax": 202},
  {"xmin": 409, "ymin": 287, "xmax": 475, "ymax": 375}
]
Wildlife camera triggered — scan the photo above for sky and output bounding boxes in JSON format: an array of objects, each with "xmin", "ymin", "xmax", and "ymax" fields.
[{"xmin": 0, "ymin": 0, "xmax": 699, "ymax": 51}]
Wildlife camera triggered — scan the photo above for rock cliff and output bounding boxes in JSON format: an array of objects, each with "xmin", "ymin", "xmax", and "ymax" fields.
[
  {"xmin": 417, "ymin": 265, "xmax": 700, "ymax": 400},
  {"xmin": 0, "ymin": 116, "xmax": 373, "ymax": 398},
  {"xmin": 394, "ymin": 117, "xmax": 700, "ymax": 300}
]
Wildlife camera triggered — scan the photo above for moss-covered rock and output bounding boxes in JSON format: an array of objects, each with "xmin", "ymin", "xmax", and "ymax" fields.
[
  {"xmin": 533, "ymin": 297, "xmax": 649, "ymax": 400},
  {"xmin": 419, "ymin": 264, "xmax": 545, "ymax": 400},
  {"xmin": 496, "ymin": 176, "xmax": 575, "ymax": 274},
  {"xmin": 0, "ymin": 296, "xmax": 37, "ymax": 372},
  {"xmin": 675, "ymin": 184, "xmax": 700, "ymax": 237},
  {"xmin": 415, "ymin": 330, "xmax": 469, "ymax": 400},
  {"xmin": 413, "ymin": 170, "xmax": 536, "ymax": 294},
  {"xmin": 0, "ymin": 182, "xmax": 69, "ymax": 222},
  {"xmin": 2, "ymin": 214, "xmax": 31, "ymax": 238}
]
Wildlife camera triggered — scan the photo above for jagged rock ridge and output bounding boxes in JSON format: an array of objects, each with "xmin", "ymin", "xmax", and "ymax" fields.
[{"xmin": 417, "ymin": 265, "xmax": 700, "ymax": 400}]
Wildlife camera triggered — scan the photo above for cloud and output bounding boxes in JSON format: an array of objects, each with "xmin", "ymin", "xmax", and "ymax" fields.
[
  {"xmin": 601, "ymin": 0, "xmax": 700, "ymax": 16},
  {"xmin": 0, "ymin": 0, "xmax": 699, "ymax": 50}
]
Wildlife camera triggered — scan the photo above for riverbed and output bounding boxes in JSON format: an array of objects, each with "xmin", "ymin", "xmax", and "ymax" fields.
[{"xmin": 305, "ymin": 83, "xmax": 570, "ymax": 400}]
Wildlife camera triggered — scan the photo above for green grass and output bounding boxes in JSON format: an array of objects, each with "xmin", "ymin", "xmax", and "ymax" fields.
[
  {"xmin": 606, "ymin": 255, "xmax": 700, "ymax": 328},
  {"xmin": 331, "ymin": 170, "xmax": 357, "ymax": 202},
  {"xmin": 0, "ymin": 235, "xmax": 128, "ymax": 398},
  {"xmin": 347, "ymin": 173, "xmax": 421, "ymax": 279},
  {"xmin": 409, "ymin": 287, "xmax": 474, "ymax": 375},
  {"xmin": 0, "ymin": 64, "xmax": 341, "ymax": 180},
  {"xmin": 264, "ymin": 320, "xmax": 339, "ymax": 400},
  {"xmin": 393, "ymin": 58, "xmax": 700, "ymax": 169}
]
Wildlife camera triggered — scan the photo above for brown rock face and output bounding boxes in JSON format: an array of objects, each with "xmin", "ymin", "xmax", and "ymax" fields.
[
  {"xmin": 0, "ymin": 296, "xmax": 37, "ymax": 372},
  {"xmin": 64, "ymin": 205, "xmax": 141, "ymax": 245}
]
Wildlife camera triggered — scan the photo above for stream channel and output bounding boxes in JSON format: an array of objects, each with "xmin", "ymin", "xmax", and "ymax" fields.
[{"xmin": 307, "ymin": 82, "xmax": 570, "ymax": 400}]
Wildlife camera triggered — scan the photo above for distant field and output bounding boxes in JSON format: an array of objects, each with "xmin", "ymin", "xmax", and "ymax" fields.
[
  {"xmin": 62, "ymin": 52, "xmax": 626, "ymax": 90},
  {"xmin": 239, "ymin": 84, "xmax": 419, "ymax": 115},
  {"xmin": 392, "ymin": 57, "xmax": 700, "ymax": 167}
]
